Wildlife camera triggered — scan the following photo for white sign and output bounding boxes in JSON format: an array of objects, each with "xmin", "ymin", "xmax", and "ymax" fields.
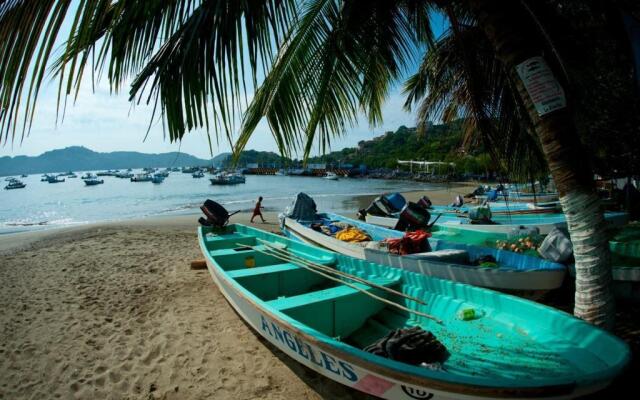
[{"xmin": 516, "ymin": 56, "xmax": 566, "ymax": 116}]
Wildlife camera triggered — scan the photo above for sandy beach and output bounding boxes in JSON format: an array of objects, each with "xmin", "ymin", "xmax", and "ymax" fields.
[{"xmin": 1, "ymin": 184, "xmax": 636, "ymax": 399}]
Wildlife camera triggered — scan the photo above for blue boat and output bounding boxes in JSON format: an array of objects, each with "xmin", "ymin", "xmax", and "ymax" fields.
[{"xmin": 199, "ymin": 223, "xmax": 629, "ymax": 399}]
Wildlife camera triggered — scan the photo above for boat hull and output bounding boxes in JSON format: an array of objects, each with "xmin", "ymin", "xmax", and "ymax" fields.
[
  {"xmin": 199, "ymin": 226, "xmax": 625, "ymax": 400},
  {"xmin": 284, "ymin": 217, "xmax": 565, "ymax": 291}
]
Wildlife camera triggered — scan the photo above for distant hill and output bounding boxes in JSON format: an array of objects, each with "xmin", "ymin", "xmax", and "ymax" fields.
[{"xmin": 0, "ymin": 146, "xmax": 211, "ymax": 176}]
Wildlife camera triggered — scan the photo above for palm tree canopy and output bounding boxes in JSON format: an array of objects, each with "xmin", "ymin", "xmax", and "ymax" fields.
[{"xmin": 0, "ymin": 0, "xmax": 638, "ymax": 175}]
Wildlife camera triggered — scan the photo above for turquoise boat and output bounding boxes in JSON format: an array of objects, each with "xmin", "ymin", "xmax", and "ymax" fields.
[
  {"xmin": 283, "ymin": 212, "xmax": 566, "ymax": 291},
  {"xmin": 198, "ymin": 224, "xmax": 629, "ymax": 399}
]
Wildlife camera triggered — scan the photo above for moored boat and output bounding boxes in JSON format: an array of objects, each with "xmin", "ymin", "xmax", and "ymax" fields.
[
  {"xmin": 151, "ymin": 174, "xmax": 165, "ymax": 184},
  {"xmin": 210, "ymin": 172, "xmax": 246, "ymax": 185},
  {"xmin": 130, "ymin": 173, "xmax": 152, "ymax": 182},
  {"xmin": 324, "ymin": 172, "xmax": 339, "ymax": 180},
  {"xmin": 192, "ymin": 171, "xmax": 205, "ymax": 178},
  {"xmin": 198, "ymin": 222, "xmax": 629, "ymax": 400},
  {"xmin": 84, "ymin": 178, "xmax": 104, "ymax": 186},
  {"xmin": 4, "ymin": 179, "xmax": 26, "ymax": 189}
]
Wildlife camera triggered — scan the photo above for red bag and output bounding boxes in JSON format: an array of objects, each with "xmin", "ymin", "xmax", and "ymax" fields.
[{"xmin": 385, "ymin": 230, "xmax": 431, "ymax": 255}]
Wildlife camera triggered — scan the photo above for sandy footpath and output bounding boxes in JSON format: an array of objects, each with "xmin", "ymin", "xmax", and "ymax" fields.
[{"xmin": 0, "ymin": 183, "xmax": 484, "ymax": 400}]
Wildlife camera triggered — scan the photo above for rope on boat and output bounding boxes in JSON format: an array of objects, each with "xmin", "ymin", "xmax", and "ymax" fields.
[
  {"xmin": 257, "ymin": 239, "xmax": 427, "ymax": 306},
  {"xmin": 240, "ymin": 242, "xmax": 443, "ymax": 324}
]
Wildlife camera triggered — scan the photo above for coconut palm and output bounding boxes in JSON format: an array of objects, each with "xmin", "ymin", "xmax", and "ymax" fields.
[{"xmin": 1, "ymin": 0, "xmax": 638, "ymax": 327}]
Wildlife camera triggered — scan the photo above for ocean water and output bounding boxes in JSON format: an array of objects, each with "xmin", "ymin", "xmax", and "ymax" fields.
[{"xmin": 0, "ymin": 172, "xmax": 434, "ymax": 234}]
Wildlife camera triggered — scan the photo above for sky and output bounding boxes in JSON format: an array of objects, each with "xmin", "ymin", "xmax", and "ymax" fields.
[{"xmin": 0, "ymin": 5, "xmax": 447, "ymax": 160}]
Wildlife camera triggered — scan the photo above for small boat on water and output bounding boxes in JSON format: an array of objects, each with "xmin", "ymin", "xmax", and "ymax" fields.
[
  {"xmin": 192, "ymin": 171, "xmax": 205, "ymax": 178},
  {"xmin": 151, "ymin": 175, "xmax": 165, "ymax": 184},
  {"xmin": 84, "ymin": 178, "xmax": 104, "ymax": 186},
  {"xmin": 130, "ymin": 174, "xmax": 152, "ymax": 182},
  {"xmin": 198, "ymin": 221, "xmax": 629, "ymax": 399},
  {"xmin": 47, "ymin": 175, "xmax": 65, "ymax": 183},
  {"xmin": 115, "ymin": 171, "xmax": 134, "ymax": 178},
  {"xmin": 324, "ymin": 172, "xmax": 339, "ymax": 180},
  {"xmin": 20, "ymin": 174, "xmax": 27, "ymax": 178},
  {"xmin": 210, "ymin": 172, "xmax": 246, "ymax": 185},
  {"xmin": 280, "ymin": 195, "xmax": 566, "ymax": 291},
  {"xmin": 4, "ymin": 179, "xmax": 26, "ymax": 190}
]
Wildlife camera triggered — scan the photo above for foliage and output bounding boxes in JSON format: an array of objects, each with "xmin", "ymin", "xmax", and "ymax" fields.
[{"xmin": 307, "ymin": 123, "xmax": 499, "ymax": 175}]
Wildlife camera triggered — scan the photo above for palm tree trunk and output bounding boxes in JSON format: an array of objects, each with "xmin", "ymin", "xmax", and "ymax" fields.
[{"xmin": 467, "ymin": 0, "xmax": 615, "ymax": 327}]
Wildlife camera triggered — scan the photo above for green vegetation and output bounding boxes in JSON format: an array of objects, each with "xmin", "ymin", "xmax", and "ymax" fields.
[{"xmin": 308, "ymin": 123, "xmax": 496, "ymax": 175}]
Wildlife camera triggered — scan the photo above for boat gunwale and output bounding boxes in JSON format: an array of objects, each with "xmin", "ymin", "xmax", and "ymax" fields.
[{"xmin": 198, "ymin": 225, "xmax": 629, "ymax": 398}]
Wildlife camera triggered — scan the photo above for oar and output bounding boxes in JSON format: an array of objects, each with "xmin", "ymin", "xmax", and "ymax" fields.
[
  {"xmin": 241, "ymin": 243, "xmax": 442, "ymax": 324},
  {"xmin": 257, "ymin": 240, "xmax": 427, "ymax": 306}
]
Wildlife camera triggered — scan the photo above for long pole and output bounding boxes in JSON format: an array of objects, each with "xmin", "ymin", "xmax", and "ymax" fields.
[
  {"xmin": 259, "ymin": 240, "xmax": 426, "ymax": 305},
  {"xmin": 244, "ymin": 243, "xmax": 443, "ymax": 324}
]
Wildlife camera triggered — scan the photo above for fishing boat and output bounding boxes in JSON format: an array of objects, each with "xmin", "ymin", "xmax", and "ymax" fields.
[
  {"xmin": 84, "ymin": 178, "xmax": 104, "ymax": 186},
  {"xmin": 115, "ymin": 171, "xmax": 134, "ymax": 179},
  {"xmin": 4, "ymin": 179, "xmax": 26, "ymax": 189},
  {"xmin": 198, "ymin": 223, "xmax": 629, "ymax": 399},
  {"xmin": 192, "ymin": 171, "xmax": 205, "ymax": 178},
  {"xmin": 324, "ymin": 172, "xmax": 339, "ymax": 180},
  {"xmin": 151, "ymin": 174, "xmax": 165, "ymax": 184},
  {"xmin": 20, "ymin": 174, "xmax": 27, "ymax": 178},
  {"xmin": 47, "ymin": 175, "xmax": 65, "ymax": 183},
  {"xmin": 210, "ymin": 172, "xmax": 246, "ymax": 185},
  {"xmin": 130, "ymin": 174, "xmax": 152, "ymax": 182},
  {"xmin": 281, "ymin": 208, "xmax": 566, "ymax": 291}
]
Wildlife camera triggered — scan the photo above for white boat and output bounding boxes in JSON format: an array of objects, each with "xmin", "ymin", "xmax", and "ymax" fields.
[
  {"xmin": 192, "ymin": 171, "xmax": 205, "ymax": 178},
  {"xmin": 281, "ymin": 209, "xmax": 567, "ymax": 291},
  {"xmin": 130, "ymin": 174, "xmax": 152, "ymax": 182},
  {"xmin": 324, "ymin": 172, "xmax": 339, "ymax": 180}
]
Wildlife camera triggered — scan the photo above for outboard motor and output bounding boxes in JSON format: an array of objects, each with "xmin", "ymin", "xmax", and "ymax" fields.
[
  {"xmin": 417, "ymin": 195, "xmax": 432, "ymax": 210},
  {"xmin": 451, "ymin": 195, "xmax": 464, "ymax": 208},
  {"xmin": 199, "ymin": 199, "xmax": 239, "ymax": 227},
  {"xmin": 365, "ymin": 195, "xmax": 395, "ymax": 217},
  {"xmin": 394, "ymin": 202, "xmax": 431, "ymax": 231}
]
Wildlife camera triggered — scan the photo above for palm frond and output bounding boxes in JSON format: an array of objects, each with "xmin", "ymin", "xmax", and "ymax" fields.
[
  {"xmin": 238, "ymin": 0, "xmax": 433, "ymax": 161},
  {"xmin": 0, "ymin": 0, "xmax": 297, "ymax": 149},
  {"xmin": 403, "ymin": 21, "xmax": 547, "ymax": 181}
]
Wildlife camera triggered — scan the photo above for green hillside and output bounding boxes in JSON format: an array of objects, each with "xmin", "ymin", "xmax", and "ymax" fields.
[{"xmin": 308, "ymin": 123, "xmax": 494, "ymax": 174}]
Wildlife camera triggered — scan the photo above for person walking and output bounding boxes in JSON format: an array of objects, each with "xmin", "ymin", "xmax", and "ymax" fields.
[{"xmin": 251, "ymin": 196, "xmax": 266, "ymax": 223}]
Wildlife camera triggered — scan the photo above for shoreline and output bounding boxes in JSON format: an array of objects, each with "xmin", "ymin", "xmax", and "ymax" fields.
[{"xmin": 0, "ymin": 183, "xmax": 477, "ymax": 252}]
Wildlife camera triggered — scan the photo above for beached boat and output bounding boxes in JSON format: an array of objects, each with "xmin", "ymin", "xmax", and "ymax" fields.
[
  {"xmin": 84, "ymin": 178, "xmax": 104, "ymax": 186},
  {"xmin": 282, "ymin": 211, "xmax": 566, "ymax": 291},
  {"xmin": 198, "ymin": 223, "xmax": 629, "ymax": 399},
  {"xmin": 365, "ymin": 211, "xmax": 628, "ymax": 235},
  {"xmin": 130, "ymin": 174, "xmax": 152, "ymax": 182},
  {"xmin": 4, "ymin": 179, "xmax": 26, "ymax": 189}
]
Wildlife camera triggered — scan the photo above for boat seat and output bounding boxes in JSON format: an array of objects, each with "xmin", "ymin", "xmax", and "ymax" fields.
[
  {"xmin": 268, "ymin": 276, "xmax": 399, "ymax": 311},
  {"xmin": 226, "ymin": 262, "xmax": 300, "ymax": 278},
  {"xmin": 267, "ymin": 276, "xmax": 400, "ymax": 338}
]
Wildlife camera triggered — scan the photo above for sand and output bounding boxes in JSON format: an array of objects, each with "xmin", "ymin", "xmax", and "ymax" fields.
[
  {"xmin": 2, "ymin": 184, "xmax": 635, "ymax": 399},
  {"xmin": 1, "ymin": 211, "xmax": 377, "ymax": 400}
]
